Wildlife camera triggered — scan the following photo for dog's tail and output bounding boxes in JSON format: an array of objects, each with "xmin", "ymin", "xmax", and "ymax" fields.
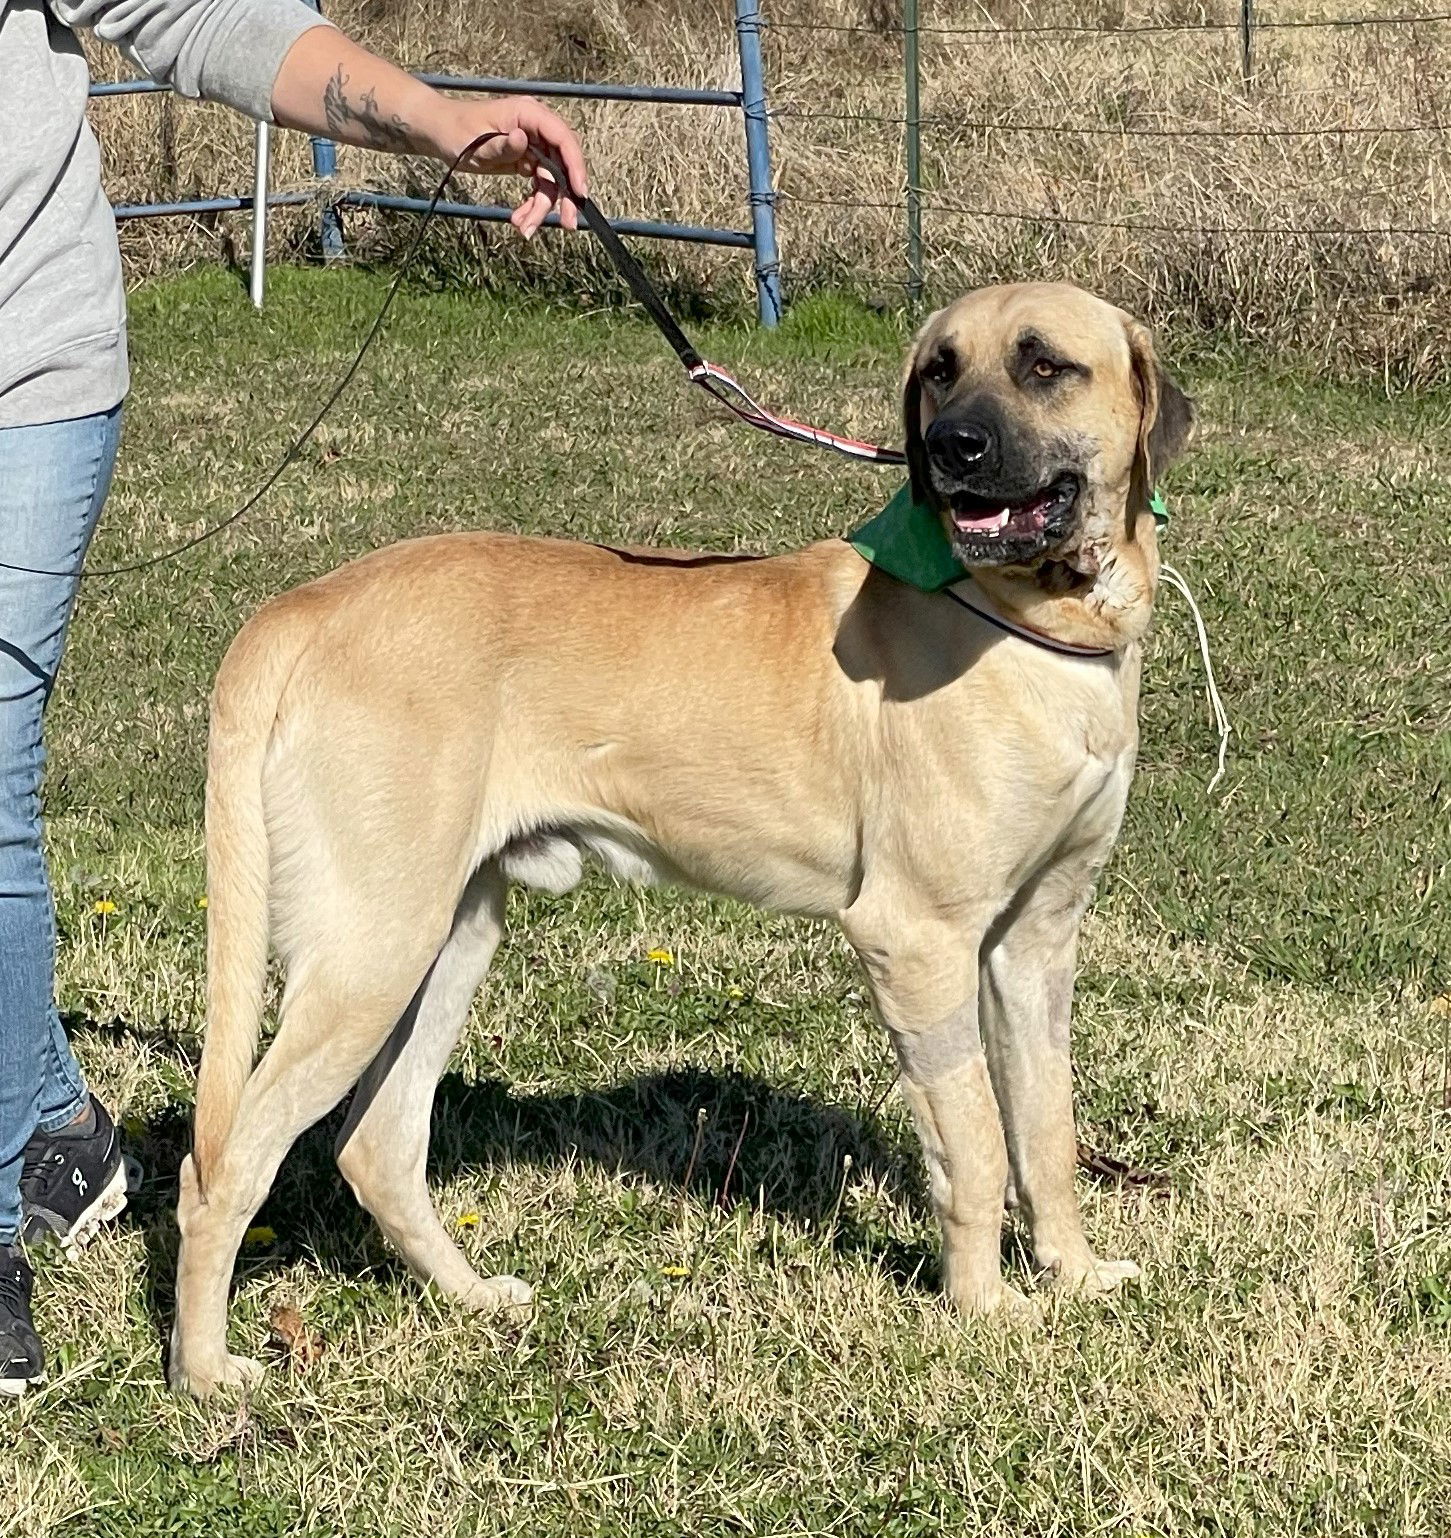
[{"xmin": 191, "ymin": 606, "xmax": 306, "ymax": 1191}]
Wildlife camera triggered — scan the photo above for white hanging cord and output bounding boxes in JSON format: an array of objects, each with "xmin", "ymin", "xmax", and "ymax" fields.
[{"xmin": 1159, "ymin": 562, "xmax": 1231, "ymax": 794}]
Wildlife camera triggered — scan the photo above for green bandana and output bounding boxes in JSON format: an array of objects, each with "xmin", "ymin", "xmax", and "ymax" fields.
[
  {"xmin": 847, "ymin": 485, "xmax": 1171, "ymax": 592},
  {"xmin": 846, "ymin": 484, "xmax": 963, "ymax": 591}
]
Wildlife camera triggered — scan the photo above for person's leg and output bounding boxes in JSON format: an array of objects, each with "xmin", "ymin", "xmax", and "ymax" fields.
[{"xmin": 0, "ymin": 407, "xmax": 122, "ymax": 1250}]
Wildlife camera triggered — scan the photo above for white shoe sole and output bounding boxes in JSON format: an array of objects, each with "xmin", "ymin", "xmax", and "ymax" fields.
[
  {"xmin": 55, "ymin": 1157, "xmax": 135, "ymax": 1253},
  {"xmin": 0, "ymin": 1373, "xmax": 44, "ymax": 1398}
]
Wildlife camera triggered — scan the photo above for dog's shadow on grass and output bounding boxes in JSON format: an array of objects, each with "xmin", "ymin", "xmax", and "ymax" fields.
[{"xmin": 124, "ymin": 1065, "xmax": 938, "ymax": 1345}]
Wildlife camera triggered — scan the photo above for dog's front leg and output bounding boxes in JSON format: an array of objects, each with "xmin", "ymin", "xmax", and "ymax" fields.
[
  {"xmin": 979, "ymin": 861, "xmax": 1140, "ymax": 1296},
  {"xmin": 849, "ymin": 922, "xmax": 1027, "ymax": 1316}
]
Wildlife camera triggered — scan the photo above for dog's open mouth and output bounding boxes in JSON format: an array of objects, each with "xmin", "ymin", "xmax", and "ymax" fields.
[{"xmin": 947, "ymin": 473, "xmax": 1079, "ymax": 542}]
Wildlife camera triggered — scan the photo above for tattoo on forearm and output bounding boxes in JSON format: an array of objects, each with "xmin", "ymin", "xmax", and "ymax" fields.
[{"xmin": 322, "ymin": 66, "xmax": 413, "ymax": 153}]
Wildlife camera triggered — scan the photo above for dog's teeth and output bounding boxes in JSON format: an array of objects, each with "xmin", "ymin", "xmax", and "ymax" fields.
[{"xmin": 996, "ymin": 509, "xmax": 1011, "ymax": 529}]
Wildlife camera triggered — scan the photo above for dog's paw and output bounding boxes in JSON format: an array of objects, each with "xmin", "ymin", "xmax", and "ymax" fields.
[
  {"xmin": 169, "ymin": 1352, "xmax": 265, "ymax": 1399},
  {"xmin": 951, "ymin": 1277, "xmax": 1041, "ymax": 1322},
  {"xmin": 1045, "ymin": 1255, "xmax": 1141, "ymax": 1295},
  {"xmin": 462, "ymin": 1274, "xmax": 534, "ymax": 1316}
]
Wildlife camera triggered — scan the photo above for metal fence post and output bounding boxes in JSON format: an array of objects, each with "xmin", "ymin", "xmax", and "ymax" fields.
[
  {"xmin": 904, "ymin": 0, "xmax": 924, "ymax": 310},
  {"xmin": 1239, "ymin": 0, "xmax": 1255, "ymax": 90},
  {"xmin": 249, "ymin": 121, "xmax": 269, "ymax": 308},
  {"xmin": 734, "ymin": 0, "xmax": 783, "ymax": 327},
  {"xmin": 304, "ymin": 0, "xmax": 345, "ymax": 258}
]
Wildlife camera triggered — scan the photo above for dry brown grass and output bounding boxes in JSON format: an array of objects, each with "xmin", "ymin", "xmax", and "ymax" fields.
[{"xmin": 90, "ymin": 0, "xmax": 1451, "ymax": 380}]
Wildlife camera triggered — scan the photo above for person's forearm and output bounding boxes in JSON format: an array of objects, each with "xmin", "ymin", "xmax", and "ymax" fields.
[
  {"xmin": 270, "ymin": 28, "xmax": 470, "ymax": 162},
  {"xmin": 268, "ymin": 23, "xmax": 588, "ymax": 234}
]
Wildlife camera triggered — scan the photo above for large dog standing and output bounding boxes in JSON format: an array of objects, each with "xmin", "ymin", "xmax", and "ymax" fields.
[{"xmin": 170, "ymin": 283, "xmax": 1192, "ymax": 1396}]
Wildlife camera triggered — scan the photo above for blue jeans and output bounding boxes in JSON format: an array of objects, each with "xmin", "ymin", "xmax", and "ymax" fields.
[{"xmin": 0, "ymin": 406, "xmax": 122, "ymax": 1244}]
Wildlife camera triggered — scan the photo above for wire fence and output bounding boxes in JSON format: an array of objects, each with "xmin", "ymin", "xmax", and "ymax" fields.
[
  {"xmin": 775, "ymin": 107, "xmax": 1451, "ymax": 136},
  {"xmin": 779, "ymin": 192, "xmax": 1451, "ymax": 238},
  {"xmin": 87, "ymin": 0, "xmax": 1451, "ymax": 370},
  {"xmin": 760, "ymin": 0, "xmax": 1451, "ymax": 331},
  {"xmin": 764, "ymin": 8, "xmax": 1451, "ymax": 33}
]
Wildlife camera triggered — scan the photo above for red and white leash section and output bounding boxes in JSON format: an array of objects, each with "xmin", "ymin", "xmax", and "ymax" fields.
[{"xmin": 686, "ymin": 360, "xmax": 907, "ymax": 464}]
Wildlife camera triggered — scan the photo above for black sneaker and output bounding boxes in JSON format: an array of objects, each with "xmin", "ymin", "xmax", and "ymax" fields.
[
  {"xmin": 0, "ymin": 1245, "xmax": 43, "ymax": 1396},
  {"xmin": 19, "ymin": 1098, "xmax": 136, "ymax": 1250}
]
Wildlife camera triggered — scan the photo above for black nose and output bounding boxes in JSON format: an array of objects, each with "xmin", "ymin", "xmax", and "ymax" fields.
[{"xmin": 925, "ymin": 417, "xmax": 994, "ymax": 475}]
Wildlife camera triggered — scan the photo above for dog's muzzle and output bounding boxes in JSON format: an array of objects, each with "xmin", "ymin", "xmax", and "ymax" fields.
[{"xmin": 921, "ymin": 411, "xmax": 1083, "ymax": 566}]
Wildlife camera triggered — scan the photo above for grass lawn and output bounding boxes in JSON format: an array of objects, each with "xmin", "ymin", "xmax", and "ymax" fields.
[{"xmin": 4, "ymin": 265, "xmax": 1449, "ymax": 1537}]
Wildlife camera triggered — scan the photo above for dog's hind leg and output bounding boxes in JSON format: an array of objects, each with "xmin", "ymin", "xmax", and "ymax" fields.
[
  {"xmin": 170, "ymin": 931, "xmax": 446, "ymax": 1398},
  {"xmin": 333, "ymin": 863, "xmax": 530, "ymax": 1314}
]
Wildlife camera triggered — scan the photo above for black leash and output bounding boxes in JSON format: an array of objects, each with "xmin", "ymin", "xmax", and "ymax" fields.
[
  {"xmin": 547, "ymin": 151, "xmax": 907, "ymax": 465},
  {"xmin": 1, "ymin": 134, "xmax": 904, "ymax": 580}
]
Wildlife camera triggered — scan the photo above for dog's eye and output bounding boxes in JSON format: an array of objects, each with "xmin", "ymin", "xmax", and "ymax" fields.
[
  {"xmin": 921, "ymin": 347, "xmax": 958, "ymax": 388},
  {"xmin": 1031, "ymin": 359, "xmax": 1063, "ymax": 380}
]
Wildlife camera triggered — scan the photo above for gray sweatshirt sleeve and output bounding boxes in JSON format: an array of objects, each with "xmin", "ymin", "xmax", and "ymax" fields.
[{"xmin": 53, "ymin": 0, "xmax": 335, "ymax": 122}]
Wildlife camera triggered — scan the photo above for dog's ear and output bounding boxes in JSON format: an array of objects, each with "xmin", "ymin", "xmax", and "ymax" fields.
[
  {"xmin": 1125, "ymin": 318, "xmax": 1194, "ymax": 491},
  {"xmin": 902, "ymin": 317, "xmax": 938, "ymax": 505}
]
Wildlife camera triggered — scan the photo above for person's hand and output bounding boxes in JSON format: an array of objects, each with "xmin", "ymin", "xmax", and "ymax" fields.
[{"xmin": 440, "ymin": 95, "xmax": 590, "ymax": 237}]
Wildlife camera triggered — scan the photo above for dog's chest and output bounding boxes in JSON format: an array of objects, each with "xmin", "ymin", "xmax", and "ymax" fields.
[
  {"xmin": 960, "ymin": 649, "xmax": 1139, "ymax": 844},
  {"xmin": 1061, "ymin": 664, "xmax": 1138, "ymax": 798},
  {"xmin": 1076, "ymin": 690, "xmax": 1137, "ymax": 775},
  {"xmin": 1010, "ymin": 643, "xmax": 1137, "ymax": 757},
  {"xmin": 1061, "ymin": 728, "xmax": 1135, "ymax": 828}
]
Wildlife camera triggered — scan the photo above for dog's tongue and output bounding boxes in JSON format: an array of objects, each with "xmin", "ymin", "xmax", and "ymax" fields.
[
  {"xmin": 952, "ymin": 484, "xmax": 1058, "ymax": 534},
  {"xmin": 954, "ymin": 507, "xmax": 1012, "ymax": 533}
]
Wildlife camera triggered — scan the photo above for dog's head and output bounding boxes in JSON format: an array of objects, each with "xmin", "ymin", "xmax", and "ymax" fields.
[{"xmin": 903, "ymin": 283, "xmax": 1192, "ymax": 579}]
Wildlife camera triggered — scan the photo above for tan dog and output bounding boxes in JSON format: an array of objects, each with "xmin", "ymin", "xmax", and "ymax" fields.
[{"xmin": 169, "ymin": 282, "xmax": 1192, "ymax": 1396}]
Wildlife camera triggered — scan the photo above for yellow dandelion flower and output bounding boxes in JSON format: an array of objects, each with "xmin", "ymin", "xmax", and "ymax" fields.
[
  {"xmin": 92, "ymin": 899, "xmax": 117, "ymax": 916},
  {"xmin": 243, "ymin": 1225, "xmax": 276, "ymax": 1246},
  {"xmin": 196, "ymin": 896, "xmax": 209, "ymax": 910},
  {"xmin": 646, "ymin": 947, "xmax": 674, "ymax": 966},
  {"xmin": 661, "ymin": 1264, "xmax": 690, "ymax": 1279},
  {"xmin": 455, "ymin": 1212, "xmax": 481, "ymax": 1230},
  {"xmin": 726, "ymin": 986, "xmax": 744, "ymax": 1000}
]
